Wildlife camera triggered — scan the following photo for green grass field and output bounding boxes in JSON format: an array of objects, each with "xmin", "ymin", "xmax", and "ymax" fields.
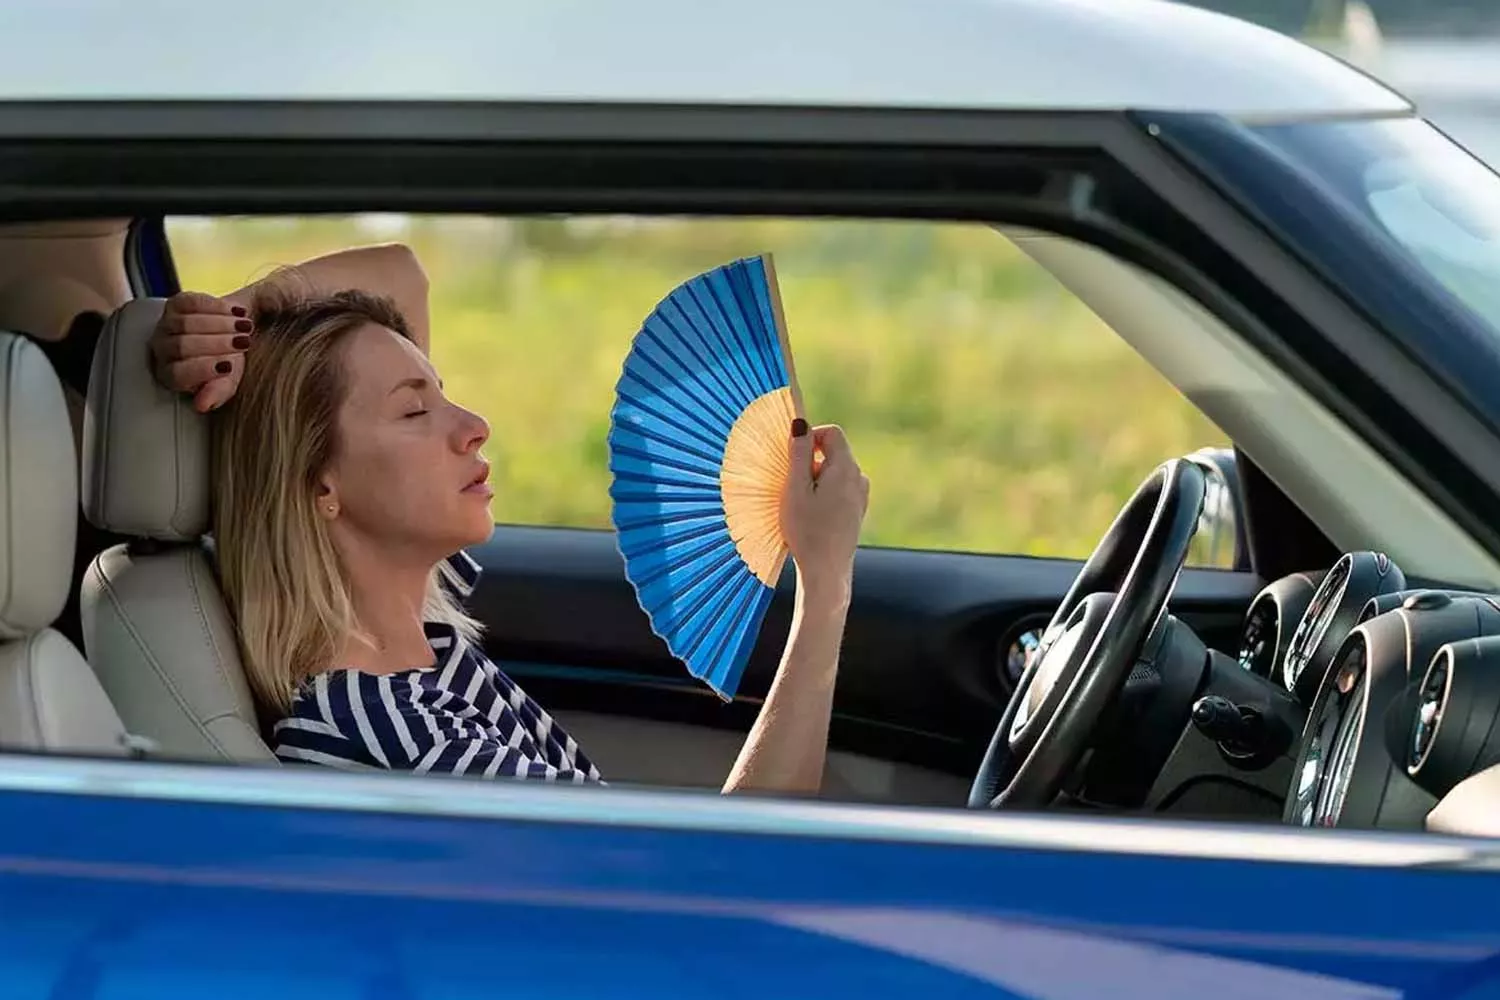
[{"xmin": 166, "ymin": 215, "xmax": 1226, "ymax": 560}]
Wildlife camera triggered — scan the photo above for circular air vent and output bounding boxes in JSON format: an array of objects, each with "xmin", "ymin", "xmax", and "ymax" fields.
[
  {"xmin": 1237, "ymin": 571, "xmax": 1321, "ymax": 682},
  {"xmin": 1405, "ymin": 637, "xmax": 1500, "ymax": 797},
  {"xmin": 1237, "ymin": 592, "xmax": 1279, "ymax": 676},
  {"xmin": 1408, "ymin": 648, "xmax": 1451, "ymax": 776},
  {"xmin": 998, "ymin": 617, "xmax": 1050, "ymax": 688}
]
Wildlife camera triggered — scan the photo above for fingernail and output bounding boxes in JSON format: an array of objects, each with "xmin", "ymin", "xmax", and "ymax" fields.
[
  {"xmin": 230, "ymin": 306, "xmax": 248, "ymax": 318},
  {"xmin": 791, "ymin": 418, "xmax": 808, "ymax": 438},
  {"xmin": 232, "ymin": 335, "xmax": 250, "ymax": 350},
  {"xmin": 234, "ymin": 319, "xmax": 253, "ymax": 332},
  {"xmin": 215, "ymin": 361, "xmax": 232, "ymax": 374}
]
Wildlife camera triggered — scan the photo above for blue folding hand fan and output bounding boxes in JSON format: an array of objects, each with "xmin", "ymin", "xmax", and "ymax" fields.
[{"xmin": 608, "ymin": 254, "xmax": 805, "ymax": 700}]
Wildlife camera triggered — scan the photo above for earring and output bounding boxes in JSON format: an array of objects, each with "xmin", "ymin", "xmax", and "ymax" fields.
[{"xmin": 325, "ymin": 503, "xmax": 337, "ymax": 516}]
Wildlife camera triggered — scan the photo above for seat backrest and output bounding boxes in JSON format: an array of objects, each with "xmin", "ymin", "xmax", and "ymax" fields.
[
  {"xmin": 80, "ymin": 298, "xmax": 274, "ymax": 763},
  {"xmin": 0, "ymin": 330, "xmax": 130, "ymax": 755}
]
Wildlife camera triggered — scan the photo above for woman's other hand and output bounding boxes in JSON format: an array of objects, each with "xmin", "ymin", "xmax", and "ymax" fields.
[
  {"xmin": 149, "ymin": 291, "xmax": 252, "ymax": 412},
  {"xmin": 781, "ymin": 418, "xmax": 870, "ymax": 610},
  {"xmin": 723, "ymin": 416, "xmax": 867, "ymax": 796}
]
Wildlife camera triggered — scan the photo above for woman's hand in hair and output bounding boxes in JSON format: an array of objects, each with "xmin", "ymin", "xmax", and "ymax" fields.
[
  {"xmin": 149, "ymin": 291, "xmax": 252, "ymax": 413},
  {"xmin": 147, "ymin": 243, "xmax": 429, "ymax": 414}
]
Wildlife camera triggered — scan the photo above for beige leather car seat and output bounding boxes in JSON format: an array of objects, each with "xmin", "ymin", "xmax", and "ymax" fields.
[
  {"xmin": 80, "ymin": 298, "xmax": 275, "ymax": 763},
  {"xmin": 0, "ymin": 330, "xmax": 132, "ymax": 755}
]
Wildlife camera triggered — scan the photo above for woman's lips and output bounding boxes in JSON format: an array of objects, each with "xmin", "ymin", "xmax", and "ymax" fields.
[{"xmin": 462, "ymin": 462, "xmax": 493, "ymax": 497}]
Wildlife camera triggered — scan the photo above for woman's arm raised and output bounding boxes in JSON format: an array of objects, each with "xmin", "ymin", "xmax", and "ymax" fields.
[
  {"xmin": 227, "ymin": 243, "xmax": 430, "ymax": 352},
  {"xmin": 151, "ymin": 242, "xmax": 429, "ymax": 411},
  {"xmin": 722, "ymin": 421, "xmax": 869, "ymax": 796}
]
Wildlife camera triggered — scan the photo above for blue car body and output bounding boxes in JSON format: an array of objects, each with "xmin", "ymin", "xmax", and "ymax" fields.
[{"xmin": 0, "ymin": 757, "xmax": 1497, "ymax": 999}]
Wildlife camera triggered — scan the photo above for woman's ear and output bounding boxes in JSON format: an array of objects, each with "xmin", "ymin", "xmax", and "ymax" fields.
[{"xmin": 316, "ymin": 480, "xmax": 340, "ymax": 521}]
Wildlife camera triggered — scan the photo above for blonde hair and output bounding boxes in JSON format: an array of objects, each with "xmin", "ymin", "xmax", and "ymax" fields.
[{"xmin": 212, "ymin": 282, "xmax": 480, "ymax": 715}]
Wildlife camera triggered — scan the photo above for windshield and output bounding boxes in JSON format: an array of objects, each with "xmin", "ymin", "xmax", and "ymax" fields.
[
  {"xmin": 1250, "ymin": 117, "xmax": 1500, "ymax": 340},
  {"xmin": 1156, "ymin": 112, "xmax": 1500, "ymax": 437}
]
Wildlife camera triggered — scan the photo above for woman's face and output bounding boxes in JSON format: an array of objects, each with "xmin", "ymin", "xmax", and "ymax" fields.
[{"xmin": 320, "ymin": 323, "xmax": 494, "ymax": 559}]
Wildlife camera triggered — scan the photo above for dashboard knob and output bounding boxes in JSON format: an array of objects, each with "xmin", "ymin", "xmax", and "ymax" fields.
[
  {"xmin": 1191, "ymin": 695, "xmax": 1262, "ymax": 751},
  {"xmin": 1402, "ymin": 591, "xmax": 1453, "ymax": 612}
]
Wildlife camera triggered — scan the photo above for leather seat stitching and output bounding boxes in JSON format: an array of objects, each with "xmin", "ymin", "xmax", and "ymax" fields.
[
  {"xmin": 89, "ymin": 553, "xmax": 230, "ymax": 758},
  {"xmin": 2, "ymin": 340, "xmax": 17, "ymax": 637},
  {"xmin": 183, "ymin": 547, "xmax": 254, "ymax": 723},
  {"xmin": 95, "ymin": 312, "xmax": 119, "ymax": 531},
  {"xmin": 22, "ymin": 631, "xmax": 42, "ymax": 747},
  {"xmin": 171, "ymin": 349, "xmax": 186, "ymax": 537}
]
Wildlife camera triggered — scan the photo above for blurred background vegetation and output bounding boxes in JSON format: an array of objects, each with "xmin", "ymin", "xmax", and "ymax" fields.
[{"xmin": 167, "ymin": 216, "xmax": 1225, "ymax": 559}]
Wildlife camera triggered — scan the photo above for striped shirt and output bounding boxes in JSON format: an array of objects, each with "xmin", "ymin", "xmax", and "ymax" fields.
[{"xmin": 270, "ymin": 551, "xmax": 603, "ymax": 784}]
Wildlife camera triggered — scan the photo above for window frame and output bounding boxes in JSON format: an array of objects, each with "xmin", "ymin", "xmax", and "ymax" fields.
[{"xmin": 0, "ymin": 98, "xmax": 1488, "ymax": 565}]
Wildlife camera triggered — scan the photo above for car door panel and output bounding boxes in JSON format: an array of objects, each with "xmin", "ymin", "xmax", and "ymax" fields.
[
  {"xmin": 548, "ymin": 709, "xmax": 973, "ymax": 805},
  {"xmin": 468, "ymin": 526, "xmax": 1261, "ymax": 784}
]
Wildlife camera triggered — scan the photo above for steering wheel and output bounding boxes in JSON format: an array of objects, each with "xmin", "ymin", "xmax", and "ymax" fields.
[{"xmin": 969, "ymin": 459, "xmax": 1207, "ymax": 809}]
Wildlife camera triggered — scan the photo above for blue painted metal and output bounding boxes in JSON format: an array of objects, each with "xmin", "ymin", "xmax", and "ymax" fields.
[
  {"xmin": 128, "ymin": 217, "xmax": 180, "ymax": 297},
  {"xmin": 0, "ymin": 761, "xmax": 1498, "ymax": 998},
  {"xmin": 609, "ymin": 254, "xmax": 796, "ymax": 700}
]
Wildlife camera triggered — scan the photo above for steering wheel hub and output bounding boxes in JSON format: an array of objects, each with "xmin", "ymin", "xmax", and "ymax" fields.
[
  {"xmin": 969, "ymin": 459, "xmax": 1208, "ymax": 810},
  {"xmin": 1007, "ymin": 594, "xmax": 1115, "ymax": 749},
  {"xmin": 1010, "ymin": 621, "xmax": 1083, "ymax": 741}
]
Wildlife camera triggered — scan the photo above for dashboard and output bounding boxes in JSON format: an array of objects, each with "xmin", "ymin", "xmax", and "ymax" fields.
[{"xmin": 1230, "ymin": 551, "xmax": 1500, "ymax": 829}]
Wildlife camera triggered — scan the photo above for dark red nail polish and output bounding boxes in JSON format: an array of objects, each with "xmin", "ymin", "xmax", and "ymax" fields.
[
  {"xmin": 234, "ymin": 319, "xmax": 252, "ymax": 332},
  {"xmin": 215, "ymin": 361, "xmax": 232, "ymax": 374},
  {"xmin": 791, "ymin": 418, "xmax": 809, "ymax": 438},
  {"xmin": 232, "ymin": 335, "xmax": 250, "ymax": 350},
  {"xmin": 231, "ymin": 306, "xmax": 248, "ymax": 318}
]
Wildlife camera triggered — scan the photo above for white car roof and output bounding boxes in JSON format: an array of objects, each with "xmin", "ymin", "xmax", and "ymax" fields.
[{"xmin": 0, "ymin": 0, "xmax": 1409, "ymax": 119}]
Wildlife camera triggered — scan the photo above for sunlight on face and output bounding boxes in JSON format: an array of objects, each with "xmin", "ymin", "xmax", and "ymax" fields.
[{"xmin": 323, "ymin": 324, "xmax": 494, "ymax": 559}]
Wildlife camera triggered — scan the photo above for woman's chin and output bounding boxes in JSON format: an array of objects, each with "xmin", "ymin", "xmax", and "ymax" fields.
[
  {"xmin": 459, "ymin": 510, "xmax": 496, "ymax": 547},
  {"xmin": 426, "ymin": 500, "xmax": 496, "ymax": 552}
]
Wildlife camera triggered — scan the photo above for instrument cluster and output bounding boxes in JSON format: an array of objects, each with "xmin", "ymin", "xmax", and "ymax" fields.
[
  {"xmin": 1234, "ymin": 552, "xmax": 1500, "ymax": 829},
  {"xmin": 1235, "ymin": 551, "xmax": 1405, "ymax": 701}
]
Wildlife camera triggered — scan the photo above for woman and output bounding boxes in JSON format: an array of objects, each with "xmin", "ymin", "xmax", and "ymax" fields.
[{"xmin": 149, "ymin": 243, "xmax": 870, "ymax": 795}]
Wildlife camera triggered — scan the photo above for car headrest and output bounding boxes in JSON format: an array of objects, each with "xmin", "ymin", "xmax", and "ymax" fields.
[
  {"xmin": 0, "ymin": 332, "xmax": 79, "ymax": 638},
  {"xmin": 82, "ymin": 299, "xmax": 211, "ymax": 543}
]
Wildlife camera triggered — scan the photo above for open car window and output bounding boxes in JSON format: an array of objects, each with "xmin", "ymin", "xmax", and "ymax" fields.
[{"xmin": 166, "ymin": 215, "xmax": 1231, "ymax": 565}]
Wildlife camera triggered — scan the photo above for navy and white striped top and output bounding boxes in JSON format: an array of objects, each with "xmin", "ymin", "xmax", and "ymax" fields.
[{"xmin": 270, "ymin": 551, "xmax": 603, "ymax": 784}]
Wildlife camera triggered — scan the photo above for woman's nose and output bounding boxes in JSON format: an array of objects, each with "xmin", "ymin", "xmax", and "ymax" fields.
[{"xmin": 455, "ymin": 406, "xmax": 490, "ymax": 454}]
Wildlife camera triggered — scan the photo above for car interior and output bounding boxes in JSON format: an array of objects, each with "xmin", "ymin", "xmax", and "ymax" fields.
[{"xmin": 2, "ymin": 212, "xmax": 1500, "ymax": 838}]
